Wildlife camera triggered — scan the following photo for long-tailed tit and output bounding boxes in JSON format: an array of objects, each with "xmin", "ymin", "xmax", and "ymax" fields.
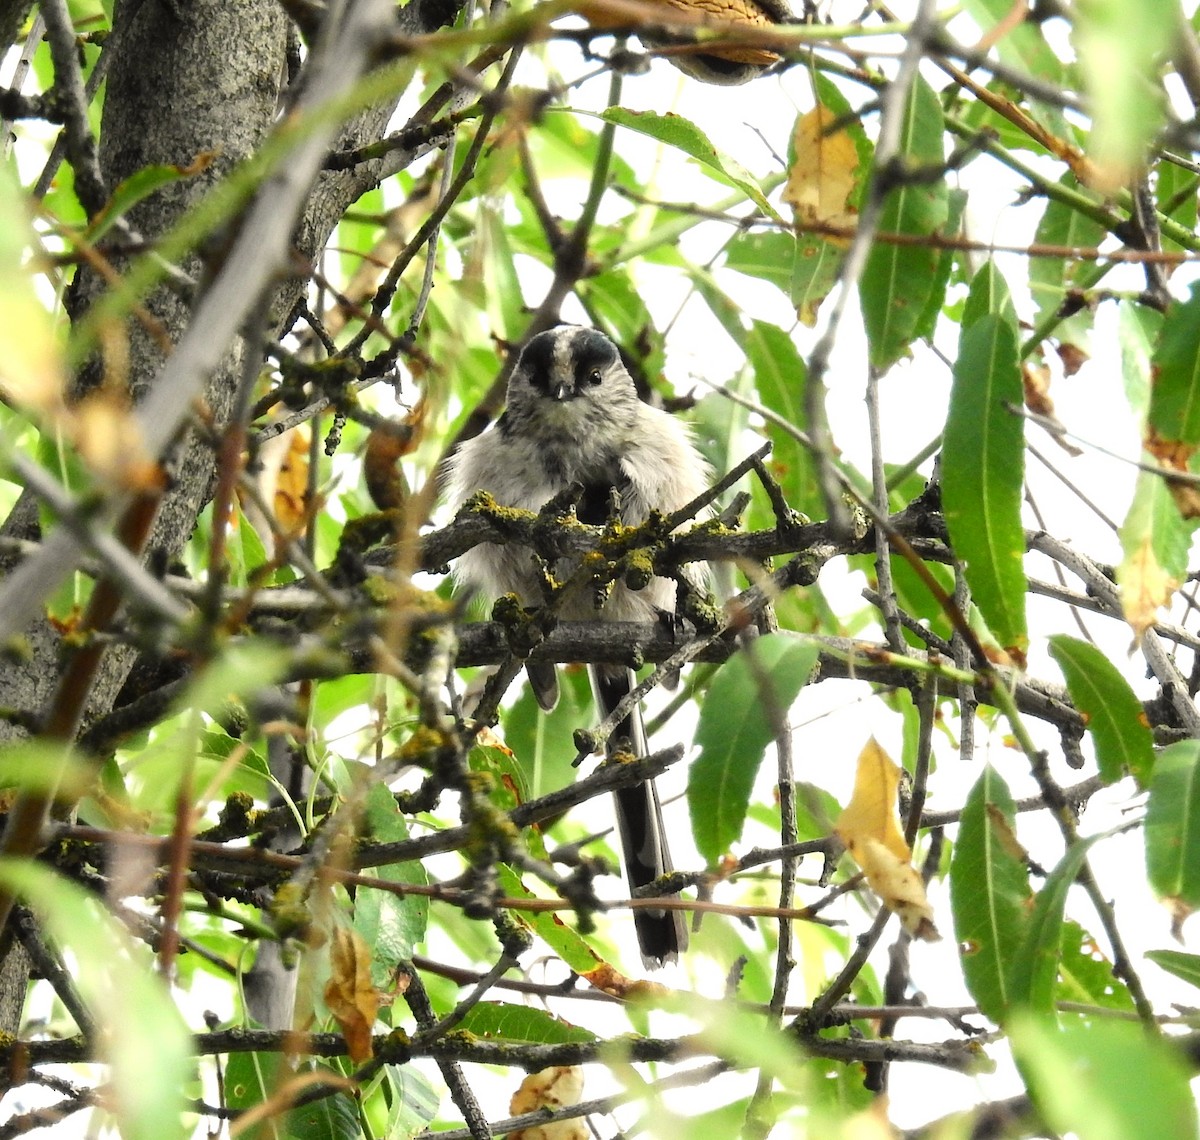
[{"xmin": 444, "ymin": 326, "xmax": 712, "ymax": 965}]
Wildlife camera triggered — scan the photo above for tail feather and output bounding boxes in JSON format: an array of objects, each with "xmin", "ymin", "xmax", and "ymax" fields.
[{"xmin": 590, "ymin": 665, "xmax": 688, "ymax": 966}]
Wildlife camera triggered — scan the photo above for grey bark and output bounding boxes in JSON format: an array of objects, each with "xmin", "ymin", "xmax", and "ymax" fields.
[
  {"xmin": 0, "ymin": 0, "xmax": 288, "ymax": 1033},
  {"xmin": 0, "ymin": 0, "xmax": 464, "ymax": 1039},
  {"xmin": 0, "ymin": 0, "xmax": 33, "ymax": 57}
]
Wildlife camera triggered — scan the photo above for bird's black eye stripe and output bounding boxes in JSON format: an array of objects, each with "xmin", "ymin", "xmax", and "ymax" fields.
[
  {"xmin": 517, "ymin": 332, "xmax": 557, "ymax": 392},
  {"xmin": 572, "ymin": 329, "xmax": 618, "ymax": 391}
]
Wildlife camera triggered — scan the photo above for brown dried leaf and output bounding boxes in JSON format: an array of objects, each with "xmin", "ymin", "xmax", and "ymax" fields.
[
  {"xmin": 323, "ymin": 925, "xmax": 379, "ymax": 1063},
  {"xmin": 1055, "ymin": 341, "xmax": 1089, "ymax": 377},
  {"xmin": 1021, "ymin": 362, "xmax": 1054, "ymax": 417},
  {"xmin": 1145, "ymin": 430, "xmax": 1200, "ymax": 520},
  {"xmin": 985, "ymin": 802, "xmax": 1030, "ymax": 866},
  {"xmin": 1165, "ymin": 896, "xmax": 1194, "ymax": 943},
  {"xmin": 364, "ymin": 401, "xmax": 425, "ymax": 513},
  {"xmin": 1144, "ymin": 429, "xmax": 1194, "ymax": 474}
]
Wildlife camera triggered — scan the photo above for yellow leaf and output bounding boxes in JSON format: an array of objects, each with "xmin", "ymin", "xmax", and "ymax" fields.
[
  {"xmin": 840, "ymin": 1096, "xmax": 901, "ymax": 1139},
  {"xmin": 854, "ymin": 837, "xmax": 939, "ymax": 941},
  {"xmin": 273, "ymin": 425, "xmax": 312, "ymax": 534},
  {"xmin": 835, "ymin": 738, "xmax": 910, "ymax": 863},
  {"xmin": 508, "ymin": 1067, "xmax": 586, "ymax": 1140},
  {"xmin": 71, "ymin": 389, "xmax": 163, "ymax": 492},
  {"xmin": 0, "ymin": 169, "xmax": 65, "ymax": 418},
  {"xmin": 581, "ymin": 961, "xmax": 671, "ymax": 999},
  {"xmin": 835, "ymin": 739, "xmax": 940, "ymax": 941},
  {"xmin": 1120, "ymin": 536, "xmax": 1177, "ymax": 641},
  {"xmin": 783, "ymin": 104, "xmax": 860, "ymax": 239}
]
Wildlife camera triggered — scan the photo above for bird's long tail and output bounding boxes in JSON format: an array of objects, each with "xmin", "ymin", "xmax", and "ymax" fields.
[{"xmin": 590, "ymin": 665, "xmax": 688, "ymax": 966}]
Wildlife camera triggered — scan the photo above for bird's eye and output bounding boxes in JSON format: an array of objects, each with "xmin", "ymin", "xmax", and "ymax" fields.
[{"xmin": 587, "ymin": 369, "xmax": 603, "ymax": 386}]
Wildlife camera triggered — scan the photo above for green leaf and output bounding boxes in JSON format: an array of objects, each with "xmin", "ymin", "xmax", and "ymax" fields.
[
  {"xmin": 456, "ymin": 1001, "xmax": 598, "ymax": 1045},
  {"xmin": 688, "ymin": 636, "xmax": 819, "ymax": 863},
  {"xmin": 665, "ymin": 992, "xmax": 809, "ymax": 1093},
  {"xmin": 961, "ymin": 0, "xmax": 1070, "ymax": 138},
  {"xmin": 1158, "ymin": 159, "xmax": 1199, "ymax": 256},
  {"xmin": 1146, "ymin": 741, "xmax": 1200, "ymax": 905},
  {"xmin": 1008, "ymin": 837, "xmax": 1097, "ymax": 1016},
  {"xmin": 1057, "ymin": 920, "xmax": 1134, "ymax": 1011},
  {"xmin": 950, "ymin": 765, "xmax": 1032, "ymax": 1023},
  {"xmin": 1073, "ymin": 0, "xmax": 1174, "ymax": 188},
  {"xmin": 229, "ymin": 505, "xmax": 269, "ymax": 589},
  {"xmin": 479, "ymin": 202, "xmax": 527, "ymax": 342},
  {"xmin": 961, "ymin": 259, "xmax": 1018, "ymax": 334},
  {"xmin": 226, "ymin": 1054, "xmax": 362, "ymax": 1140},
  {"xmin": 89, "ymin": 155, "xmax": 215, "ymax": 241},
  {"xmin": 942, "ymin": 312, "xmax": 1028, "ymax": 653},
  {"xmin": 0, "ymin": 739, "xmax": 94, "ymax": 799},
  {"xmin": 0, "ymin": 859, "xmax": 192, "ymax": 1140},
  {"xmin": 1118, "ymin": 300, "xmax": 1163, "ymax": 424},
  {"xmin": 745, "ymin": 320, "xmax": 820, "ymax": 518},
  {"xmin": 1011, "ymin": 1014, "xmax": 1199, "ymax": 1140},
  {"xmin": 123, "ymin": 643, "xmax": 289, "ymax": 826},
  {"xmin": 505, "ymin": 667, "xmax": 593, "ymax": 802},
  {"xmin": 600, "ymin": 108, "xmax": 778, "ymax": 219},
  {"xmin": 1029, "ymin": 180, "xmax": 1106, "ymax": 352},
  {"xmin": 183, "ymin": 640, "xmax": 291, "ymax": 719},
  {"xmin": 495, "ymin": 864, "xmax": 602, "ymax": 973},
  {"xmin": 860, "ymin": 75, "xmax": 950, "ymax": 369},
  {"xmin": 1048, "ymin": 634, "xmax": 1155, "ymax": 786},
  {"xmin": 224, "ymin": 1051, "xmax": 284, "ymax": 1117},
  {"xmin": 356, "ymin": 784, "xmax": 429, "ymax": 986},
  {"xmin": 382, "ymin": 1063, "xmax": 440, "ymax": 1139},
  {"xmin": 912, "ymin": 188, "xmax": 968, "ymax": 343},
  {"xmin": 725, "ymin": 231, "xmax": 795, "ymax": 297},
  {"xmin": 1147, "ymin": 948, "xmax": 1200, "ymax": 990},
  {"xmin": 284, "ymin": 1078, "xmax": 363, "ymax": 1140},
  {"xmin": 535, "ymin": 108, "xmax": 639, "ymax": 187},
  {"xmin": 686, "ymin": 263, "xmax": 750, "ymax": 349},
  {"xmin": 1149, "ymin": 281, "xmax": 1200, "ymax": 445},
  {"xmin": 790, "ymin": 237, "xmax": 843, "ymax": 329}
]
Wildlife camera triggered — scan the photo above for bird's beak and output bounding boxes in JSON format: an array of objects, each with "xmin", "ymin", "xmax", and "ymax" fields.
[{"xmin": 550, "ymin": 382, "xmax": 572, "ymax": 401}]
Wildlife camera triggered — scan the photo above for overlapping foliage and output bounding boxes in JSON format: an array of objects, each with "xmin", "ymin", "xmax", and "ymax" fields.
[{"xmin": 3, "ymin": 0, "xmax": 1200, "ymax": 1136}]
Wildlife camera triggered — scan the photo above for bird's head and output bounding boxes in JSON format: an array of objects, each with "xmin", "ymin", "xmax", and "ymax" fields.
[{"xmin": 504, "ymin": 327, "xmax": 640, "ymax": 437}]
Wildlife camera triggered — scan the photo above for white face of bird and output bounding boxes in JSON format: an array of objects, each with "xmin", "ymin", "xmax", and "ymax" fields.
[{"xmin": 504, "ymin": 327, "xmax": 640, "ymax": 443}]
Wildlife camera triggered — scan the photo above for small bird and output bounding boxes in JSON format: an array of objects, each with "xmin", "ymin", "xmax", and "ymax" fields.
[{"xmin": 444, "ymin": 326, "xmax": 712, "ymax": 965}]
